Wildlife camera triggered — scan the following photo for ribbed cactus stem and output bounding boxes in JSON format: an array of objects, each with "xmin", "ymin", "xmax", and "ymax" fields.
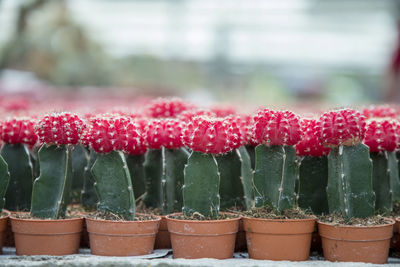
[
  {"xmin": 91, "ymin": 151, "xmax": 135, "ymax": 220},
  {"xmin": 143, "ymin": 148, "xmax": 163, "ymax": 209},
  {"xmin": 183, "ymin": 151, "xmax": 220, "ymax": 218},
  {"xmin": 70, "ymin": 145, "xmax": 88, "ymax": 203},
  {"xmin": 1, "ymin": 143, "xmax": 34, "ymax": 211},
  {"xmin": 388, "ymin": 151, "xmax": 400, "ymax": 203},
  {"xmin": 371, "ymin": 152, "xmax": 392, "ymax": 214},
  {"xmin": 238, "ymin": 146, "xmax": 254, "ymax": 210},
  {"xmin": 298, "ymin": 155, "xmax": 329, "ymax": 215},
  {"xmin": 81, "ymin": 148, "xmax": 98, "ymax": 210},
  {"xmin": 31, "ymin": 145, "xmax": 73, "ymax": 219},
  {"xmin": 0, "ymin": 156, "xmax": 10, "ymax": 213},
  {"xmin": 253, "ymin": 145, "xmax": 297, "ymax": 212},
  {"xmin": 327, "ymin": 144, "xmax": 375, "ymax": 220},
  {"xmin": 125, "ymin": 153, "xmax": 146, "ymax": 201}
]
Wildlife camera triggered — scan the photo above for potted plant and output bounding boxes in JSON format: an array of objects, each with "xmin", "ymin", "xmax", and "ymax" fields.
[
  {"xmin": 166, "ymin": 116, "xmax": 241, "ymax": 259},
  {"xmin": 10, "ymin": 112, "xmax": 85, "ymax": 255},
  {"xmin": 243, "ymin": 108, "xmax": 315, "ymax": 261},
  {"xmin": 85, "ymin": 116, "xmax": 160, "ymax": 256},
  {"xmin": 316, "ymin": 109, "xmax": 395, "ymax": 264}
]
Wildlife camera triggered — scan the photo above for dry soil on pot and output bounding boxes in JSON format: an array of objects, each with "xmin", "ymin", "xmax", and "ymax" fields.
[
  {"xmin": 318, "ymin": 213, "xmax": 392, "ymax": 226},
  {"xmin": 241, "ymin": 206, "xmax": 314, "ymax": 220}
]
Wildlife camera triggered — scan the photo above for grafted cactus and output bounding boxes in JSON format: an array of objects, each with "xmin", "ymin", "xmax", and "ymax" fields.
[
  {"xmin": 31, "ymin": 113, "xmax": 84, "ymax": 219},
  {"xmin": 252, "ymin": 109, "xmax": 302, "ymax": 212},
  {"xmin": 318, "ymin": 109, "xmax": 375, "ymax": 220},
  {"xmin": 296, "ymin": 119, "xmax": 330, "ymax": 215},
  {"xmin": 0, "ymin": 118, "xmax": 37, "ymax": 211},
  {"xmin": 87, "ymin": 116, "xmax": 139, "ymax": 220},
  {"xmin": 182, "ymin": 116, "xmax": 242, "ymax": 218}
]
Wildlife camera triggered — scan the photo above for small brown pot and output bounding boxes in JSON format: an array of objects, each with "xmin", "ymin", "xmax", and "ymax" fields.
[
  {"xmin": 318, "ymin": 219, "xmax": 395, "ymax": 264},
  {"xmin": 243, "ymin": 217, "xmax": 316, "ymax": 261},
  {"xmin": 154, "ymin": 216, "xmax": 171, "ymax": 249},
  {"xmin": 235, "ymin": 218, "xmax": 247, "ymax": 252},
  {"xmin": 86, "ymin": 215, "xmax": 161, "ymax": 256},
  {"xmin": 0, "ymin": 211, "xmax": 9, "ymax": 253},
  {"xmin": 391, "ymin": 218, "xmax": 400, "ymax": 251},
  {"xmin": 10, "ymin": 215, "xmax": 83, "ymax": 255},
  {"xmin": 166, "ymin": 213, "xmax": 240, "ymax": 259}
]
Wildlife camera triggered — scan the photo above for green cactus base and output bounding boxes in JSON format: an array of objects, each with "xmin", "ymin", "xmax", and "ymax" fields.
[
  {"xmin": 81, "ymin": 148, "xmax": 98, "ymax": 210},
  {"xmin": 253, "ymin": 145, "xmax": 297, "ymax": 212},
  {"xmin": 125, "ymin": 154, "xmax": 146, "ymax": 202},
  {"xmin": 183, "ymin": 151, "xmax": 220, "ymax": 218},
  {"xmin": 70, "ymin": 145, "xmax": 88, "ymax": 203},
  {"xmin": 238, "ymin": 146, "xmax": 254, "ymax": 210},
  {"xmin": 91, "ymin": 151, "xmax": 135, "ymax": 220},
  {"xmin": 31, "ymin": 145, "xmax": 73, "ymax": 219},
  {"xmin": 0, "ymin": 155, "xmax": 10, "ymax": 213},
  {"xmin": 143, "ymin": 149, "xmax": 163, "ymax": 209}
]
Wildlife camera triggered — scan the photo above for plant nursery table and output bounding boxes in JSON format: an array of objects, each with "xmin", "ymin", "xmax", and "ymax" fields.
[{"xmin": 0, "ymin": 247, "xmax": 399, "ymax": 267}]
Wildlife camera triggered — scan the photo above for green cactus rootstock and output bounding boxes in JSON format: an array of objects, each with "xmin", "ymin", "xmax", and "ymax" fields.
[
  {"xmin": 0, "ymin": 156, "xmax": 10, "ymax": 212},
  {"xmin": 70, "ymin": 145, "xmax": 88, "ymax": 203},
  {"xmin": 125, "ymin": 154, "xmax": 147, "ymax": 202},
  {"xmin": 327, "ymin": 144, "xmax": 375, "ymax": 220},
  {"xmin": 91, "ymin": 150, "xmax": 136, "ymax": 220},
  {"xmin": 298, "ymin": 155, "xmax": 329, "ymax": 215},
  {"xmin": 143, "ymin": 149, "xmax": 163, "ymax": 209},
  {"xmin": 253, "ymin": 145, "xmax": 297, "ymax": 212},
  {"xmin": 1, "ymin": 143, "xmax": 34, "ymax": 211},
  {"xmin": 183, "ymin": 151, "xmax": 220, "ymax": 218},
  {"xmin": 31, "ymin": 145, "xmax": 73, "ymax": 219},
  {"xmin": 238, "ymin": 146, "xmax": 254, "ymax": 210},
  {"xmin": 388, "ymin": 151, "xmax": 400, "ymax": 203},
  {"xmin": 81, "ymin": 148, "xmax": 98, "ymax": 210}
]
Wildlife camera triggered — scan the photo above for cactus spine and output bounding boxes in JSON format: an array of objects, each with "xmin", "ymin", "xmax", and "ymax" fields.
[
  {"xmin": 253, "ymin": 145, "xmax": 297, "ymax": 211},
  {"xmin": 183, "ymin": 151, "xmax": 220, "ymax": 218},
  {"xmin": 1, "ymin": 143, "xmax": 34, "ymax": 211},
  {"xmin": 31, "ymin": 145, "xmax": 73, "ymax": 219},
  {"xmin": 327, "ymin": 144, "xmax": 375, "ymax": 220},
  {"xmin": 91, "ymin": 151, "xmax": 135, "ymax": 220},
  {"xmin": 0, "ymin": 156, "xmax": 10, "ymax": 213},
  {"xmin": 298, "ymin": 156, "xmax": 329, "ymax": 214},
  {"xmin": 81, "ymin": 148, "xmax": 98, "ymax": 209}
]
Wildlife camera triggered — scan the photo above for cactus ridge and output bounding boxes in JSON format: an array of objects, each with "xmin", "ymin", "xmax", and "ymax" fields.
[
  {"xmin": 183, "ymin": 151, "xmax": 220, "ymax": 218},
  {"xmin": 143, "ymin": 149, "xmax": 164, "ymax": 209},
  {"xmin": 81, "ymin": 148, "xmax": 98, "ymax": 209},
  {"xmin": 1, "ymin": 144, "xmax": 34, "ymax": 211},
  {"xmin": 0, "ymin": 155, "xmax": 10, "ymax": 213},
  {"xmin": 253, "ymin": 145, "xmax": 297, "ymax": 212},
  {"xmin": 237, "ymin": 146, "xmax": 254, "ymax": 210},
  {"xmin": 125, "ymin": 153, "xmax": 147, "ymax": 202},
  {"xmin": 70, "ymin": 145, "xmax": 88, "ymax": 203},
  {"xmin": 31, "ymin": 145, "xmax": 73, "ymax": 219},
  {"xmin": 371, "ymin": 152, "xmax": 392, "ymax": 214},
  {"xmin": 91, "ymin": 150, "xmax": 136, "ymax": 220}
]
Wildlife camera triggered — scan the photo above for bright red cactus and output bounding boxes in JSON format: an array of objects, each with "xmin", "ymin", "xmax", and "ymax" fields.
[
  {"xmin": 182, "ymin": 116, "xmax": 241, "ymax": 154},
  {"xmin": 364, "ymin": 119, "xmax": 397, "ymax": 152},
  {"xmin": 253, "ymin": 109, "xmax": 302, "ymax": 146},
  {"xmin": 1, "ymin": 118, "xmax": 38, "ymax": 146},
  {"xmin": 317, "ymin": 109, "xmax": 366, "ymax": 147},
  {"xmin": 37, "ymin": 113, "xmax": 84, "ymax": 145},
  {"xmin": 146, "ymin": 98, "xmax": 194, "ymax": 118},
  {"xmin": 144, "ymin": 119, "xmax": 184, "ymax": 149},
  {"xmin": 295, "ymin": 119, "xmax": 330, "ymax": 157},
  {"xmin": 362, "ymin": 105, "xmax": 398, "ymax": 119},
  {"xmin": 178, "ymin": 109, "xmax": 215, "ymax": 122},
  {"xmin": 231, "ymin": 115, "xmax": 253, "ymax": 146},
  {"xmin": 209, "ymin": 105, "xmax": 236, "ymax": 117},
  {"xmin": 86, "ymin": 116, "xmax": 145, "ymax": 154}
]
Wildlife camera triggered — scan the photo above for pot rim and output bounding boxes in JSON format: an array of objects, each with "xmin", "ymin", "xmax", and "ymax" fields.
[
  {"xmin": 317, "ymin": 218, "xmax": 395, "ymax": 229},
  {"xmin": 85, "ymin": 213, "xmax": 161, "ymax": 224},
  {"xmin": 1, "ymin": 209, "xmax": 10, "ymax": 218},
  {"xmin": 242, "ymin": 216, "xmax": 316, "ymax": 223},
  {"xmin": 166, "ymin": 212, "xmax": 241, "ymax": 223},
  {"xmin": 10, "ymin": 212, "xmax": 84, "ymax": 223}
]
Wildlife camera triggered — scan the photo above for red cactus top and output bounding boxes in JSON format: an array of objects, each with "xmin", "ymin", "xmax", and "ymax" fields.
[
  {"xmin": 252, "ymin": 109, "xmax": 302, "ymax": 146},
  {"xmin": 37, "ymin": 112, "xmax": 84, "ymax": 145},
  {"xmin": 182, "ymin": 116, "xmax": 241, "ymax": 154},
  {"xmin": 144, "ymin": 119, "xmax": 184, "ymax": 149},
  {"xmin": 209, "ymin": 105, "xmax": 236, "ymax": 117},
  {"xmin": 178, "ymin": 109, "xmax": 216, "ymax": 122},
  {"xmin": 317, "ymin": 109, "xmax": 366, "ymax": 147},
  {"xmin": 362, "ymin": 105, "xmax": 398, "ymax": 119},
  {"xmin": 86, "ymin": 116, "xmax": 145, "ymax": 154},
  {"xmin": 1, "ymin": 117, "xmax": 37, "ymax": 146},
  {"xmin": 364, "ymin": 119, "xmax": 397, "ymax": 152},
  {"xmin": 295, "ymin": 119, "xmax": 330, "ymax": 157},
  {"xmin": 146, "ymin": 98, "xmax": 194, "ymax": 118}
]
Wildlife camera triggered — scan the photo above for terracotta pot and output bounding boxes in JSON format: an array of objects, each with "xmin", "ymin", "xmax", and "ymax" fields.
[
  {"xmin": 154, "ymin": 216, "xmax": 171, "ymax": 249},
  {"xmin": 235, "ymin": 218, "xmax": 247, "ymax": 252},
  {"xmin": 3, "ymin": 210, "xmax": 14, "ymax": 247},
  {"xmin": 10, "ymin": 215, "xmax": 83, "ymax": 256},
  {"xmin": 391, "ymin": 218, "xmax": 400, "ymax": 251},
  {"xmin": 86, "ymin": 215, "xmax": 161, "ymax": 256},
  {"xmin": 0, "ymin": 211, "xmax": 9, "ymax": 253},
  {"xmin": 318, "ymin": 219, "xmax": 395, "ymax": 264},
  {"xmin": 166, "ymin": 213, "xmax": 240, "ymax": 259},
  {"xmin": 243, "ymin": 217, "xmax": 316, "ymax": 261}
]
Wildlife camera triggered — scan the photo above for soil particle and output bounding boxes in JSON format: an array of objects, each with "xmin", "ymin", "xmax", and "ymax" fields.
[
  {"xmin": 318, "ymin": 213, "xmax": 393, "ymax": 226},
  {"xmin": 169, "ymin": 212, "xmax": 239, "ymax": 221},
  {"xmin": 242, "ymin": 206, "xmax": 314, "ymax": 220},
  {"xmin": 87, "ymin": 211, "xmax": 157, "ymax": 221}
]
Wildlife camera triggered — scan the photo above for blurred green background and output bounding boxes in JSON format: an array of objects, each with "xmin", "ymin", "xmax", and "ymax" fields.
[{"xmin": 0, "ymin": 0, "xmax": 399, "ymax": 107}]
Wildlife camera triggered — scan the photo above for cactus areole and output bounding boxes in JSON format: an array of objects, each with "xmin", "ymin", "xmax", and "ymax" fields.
[
  {"xmin": 87, "ymin": 116, "xmax": 138, "ymax": 220},
  {"xmin": 317, "ymin": 109, "xmax": 375, "ymax": 220},
  {"xmin": 252, "ymin": 109, "xmax": 302, "ymax": 212},
  {"xmin": 31, "ymin": 113, "xmax": 84, "ymax": 219},
  {"xmin": 182, "ymin": 116, "xmax": 242, "ymax": 218}
]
